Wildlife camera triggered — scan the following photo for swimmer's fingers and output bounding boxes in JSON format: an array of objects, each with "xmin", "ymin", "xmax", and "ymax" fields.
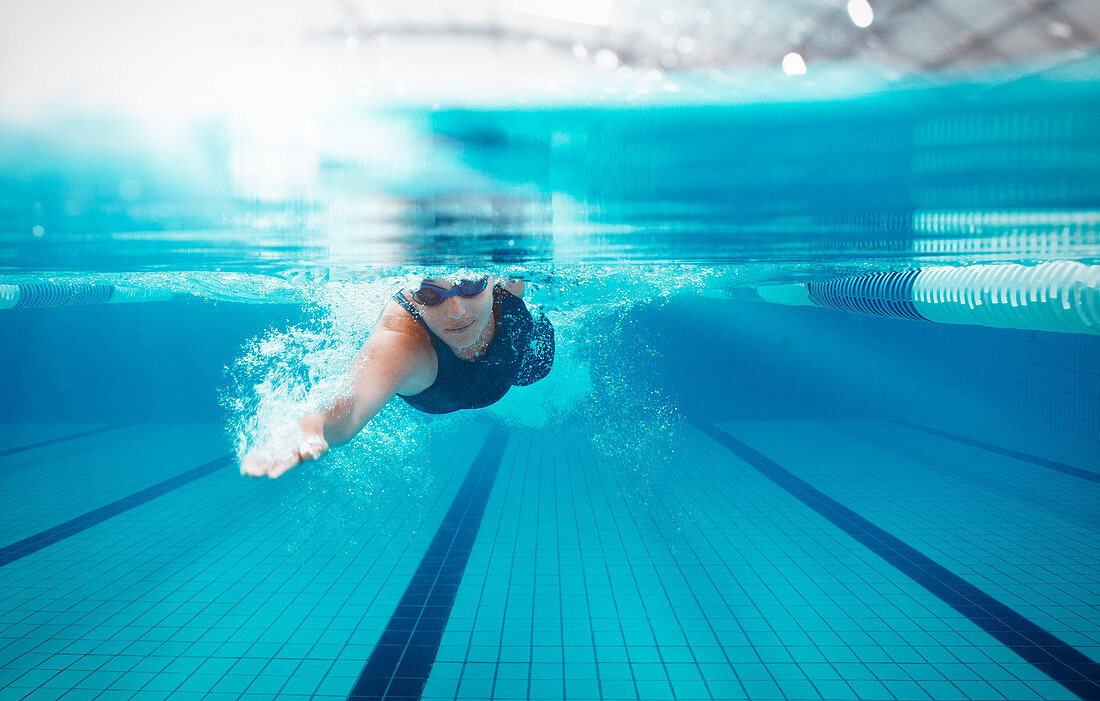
[
  {"xmin": 266, "ymin": 437, "xmax": 327, "ymax": 480},
  {"xmin": 240, "ymin": 450, "xmax": 301, "ymax": 479},
  {"xmin": 240, "ymin": 432, "xmax": 328, "ymax": 480},
  {"xmin": 265, "ymin": 453, "xmax": 302, "ymax": 480},
  {"xmin": 240, "ymin": 453, "xmax": 270, "ymax": 477},
  {"xmin": 298, "ymin": 435, "xmax": 329, "ymax": 462}
]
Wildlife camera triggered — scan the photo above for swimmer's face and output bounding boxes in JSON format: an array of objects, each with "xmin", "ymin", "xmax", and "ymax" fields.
[{"xmin": 414, "ymin": 277, "xmax": 494, "ymax": 349}]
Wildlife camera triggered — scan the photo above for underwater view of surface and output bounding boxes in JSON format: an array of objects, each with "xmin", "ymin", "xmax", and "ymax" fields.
[{"xmin": 1, "ymin": 52, "xmax": 1099, "ymax": 701}]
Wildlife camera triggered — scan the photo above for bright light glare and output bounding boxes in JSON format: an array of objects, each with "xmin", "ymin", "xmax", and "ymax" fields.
[
  {"xmin": 519, "ymin": 0, "xmax": 613, "ymax": 26},
  {"xmin": 847, "ymin": 0, "xmax": 874, "ymax": 28},
  {"xmin": 782, "ymin": 52, "xmax": 807, "ymax": 76},
  {"xmin": 595, "ymin": 49, "xmax": 621, "ymax": 70}
]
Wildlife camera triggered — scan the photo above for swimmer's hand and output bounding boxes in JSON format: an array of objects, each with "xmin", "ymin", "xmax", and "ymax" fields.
[{"xmin": 240, "ymin": 415, "xmax": 328, "ymax": 479}]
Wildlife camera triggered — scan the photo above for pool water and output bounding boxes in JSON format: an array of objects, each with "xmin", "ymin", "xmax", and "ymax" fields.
[{"xmin": 1, "ymin": 67, "xmax": 1099, "ymax": 701}]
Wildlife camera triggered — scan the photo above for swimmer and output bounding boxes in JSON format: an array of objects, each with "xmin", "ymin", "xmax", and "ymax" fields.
[{"xmin": 240, "ymin": 275, "xmax": 554, "ymax": 479}]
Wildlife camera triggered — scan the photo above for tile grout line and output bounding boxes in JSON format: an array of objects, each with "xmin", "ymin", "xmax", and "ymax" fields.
[{"xmin": 696, "ymin": 420, "xmax": 1100, "ymax": 701}]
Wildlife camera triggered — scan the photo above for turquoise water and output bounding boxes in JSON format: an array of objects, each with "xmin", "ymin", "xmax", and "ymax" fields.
[{"xmin": 1, "ymin": 66, "xmax": 1099, "ymax": 701}]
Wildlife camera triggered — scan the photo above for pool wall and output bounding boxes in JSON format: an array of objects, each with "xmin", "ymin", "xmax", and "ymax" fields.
[
  {"xmin": 651, "ymin": 297, "xmax": 1099, "ymax": 442},
  {"xmin": 0, "ymin": 300, "xmax": 307, "ymax": 423}
]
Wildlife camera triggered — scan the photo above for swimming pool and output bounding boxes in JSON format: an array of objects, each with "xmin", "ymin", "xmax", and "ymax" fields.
[{"xmin": 1, "ymin": 67, "xmax": 1098, "ymax": 701}]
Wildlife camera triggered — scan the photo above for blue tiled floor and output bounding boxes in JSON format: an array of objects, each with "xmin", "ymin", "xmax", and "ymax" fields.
[
  {"xmin": 1, "ymin": 420, "xmax": 1097, "ymax": 700},
  {"xmin": 717, "ymin": 420, "xmax": 1100, "ymax": 662},
  {"xmin": 0, "ymin": 424, "xmax": 228, "ymax": 543}
]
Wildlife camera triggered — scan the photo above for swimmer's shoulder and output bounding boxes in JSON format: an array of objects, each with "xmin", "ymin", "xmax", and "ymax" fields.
[
  {"xmin": 500, "ymin": 278, "xmax": 525, "ymax": 297},
  {"xmin": 355, "ymin": 295, "xmax": 436, "ymax": 390},
  {"xmin": 368, "ymin": 294, "xmax": 432, "ymax": 354}
]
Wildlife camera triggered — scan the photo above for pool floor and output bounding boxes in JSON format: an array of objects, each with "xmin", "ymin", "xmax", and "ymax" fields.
[{"xmin": 0, "ymin": 419, "xmax": 1097, "ymax": 700}]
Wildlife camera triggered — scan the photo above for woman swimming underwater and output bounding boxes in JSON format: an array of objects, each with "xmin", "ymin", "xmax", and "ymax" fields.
[{"xmin": 241, "ymin": 275, "xmax": 555, "ymax": 479}]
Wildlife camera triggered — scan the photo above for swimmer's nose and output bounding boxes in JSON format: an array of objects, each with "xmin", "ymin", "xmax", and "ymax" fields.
[{"xmin": 443, "ymin": 296, "xmax": 467, "ymax": 319}]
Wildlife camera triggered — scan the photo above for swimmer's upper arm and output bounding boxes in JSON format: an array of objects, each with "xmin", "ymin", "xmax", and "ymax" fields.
[{"xmin": 342, "ymin": 303, "xmax": 430, "ymax": 430}]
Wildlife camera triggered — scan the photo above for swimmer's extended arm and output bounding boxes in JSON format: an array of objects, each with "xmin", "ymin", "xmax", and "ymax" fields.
[
  {"xmin": 241, "ymin": 313, "xmax": 428, "ymax": 479},
  {"xmin": 312, "ymin": 326, "xmax": 424, "ymax": 445}
]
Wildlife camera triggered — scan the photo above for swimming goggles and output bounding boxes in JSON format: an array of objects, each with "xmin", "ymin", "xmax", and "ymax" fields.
[{"xmin": 413, "ymin": 278, "xmax": 489, "ymax": 306}]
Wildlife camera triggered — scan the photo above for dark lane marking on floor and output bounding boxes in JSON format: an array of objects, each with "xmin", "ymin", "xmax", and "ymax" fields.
[
  {"xmin": 347, "ymin": 425, "xmax": 508, "ymax": 701},
  {"xmin": 697, "ymin": 422, "xmax": 1100, "ymax": 701},
  {"xmin": 0, "ymin": 423, "xmax": 133, "ymax": 459},
  {"xmin": 892, "ymin": 419, "xmax": 1100, "ymax": 484},
  {"xmin": 0, "ymin": 454, "xmax": 232, "ymax": 568}
]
